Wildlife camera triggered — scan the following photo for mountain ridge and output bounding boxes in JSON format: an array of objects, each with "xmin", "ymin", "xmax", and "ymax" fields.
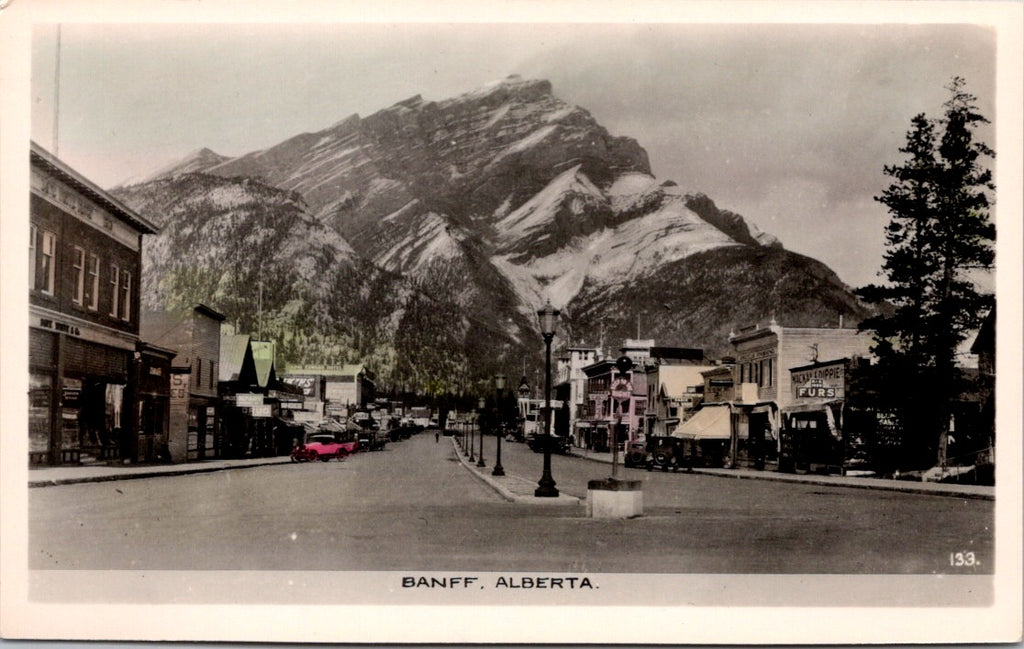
[{"xmin": 117, "ymin": 75, "xmax": 874, "ymax": 392}]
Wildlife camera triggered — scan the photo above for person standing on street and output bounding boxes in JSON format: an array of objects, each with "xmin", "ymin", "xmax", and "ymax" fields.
[{"xmin": 435, "ymin": 430, "xmax": 440, "ymax": 443}]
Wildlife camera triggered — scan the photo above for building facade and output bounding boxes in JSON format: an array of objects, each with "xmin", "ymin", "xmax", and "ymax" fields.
[
  {"xmin": 141, "ymin": 304, "xmax": 226, "ymax": 462},
  {"xmin": 28, "ymin": 142, "xmax": 160, "ymax": 466},
  {"xmin": 726, "ymin": 322, "xmax": 875, "ymax": 469},
  {"xmin": 555, "ymin": 346, "xmax": 600, "ymax": 447}
]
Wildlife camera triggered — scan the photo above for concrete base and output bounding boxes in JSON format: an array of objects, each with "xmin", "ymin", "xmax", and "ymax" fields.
[{"xmin": 586, "ymin": 478, "xmax": 643, "ymax": 519}]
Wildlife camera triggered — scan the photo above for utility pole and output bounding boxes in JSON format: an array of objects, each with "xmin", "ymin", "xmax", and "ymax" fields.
[
  {"xmin": 53, "ymin": 25, "xmax": 62, "ymax": 156},
  {"xmin": 257, "ymin": 271, "xmax": 263, "ymax": 341}
]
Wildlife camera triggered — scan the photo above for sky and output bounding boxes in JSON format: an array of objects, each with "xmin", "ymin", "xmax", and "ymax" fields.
[{"xmin": 28, "ymin": 19, "xmax": 999, "ymax": 290}]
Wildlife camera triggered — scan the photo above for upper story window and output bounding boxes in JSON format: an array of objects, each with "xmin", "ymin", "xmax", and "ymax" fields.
[
  {"xmin": 29, "ymin": 225, "xmax": 37, "ymax": 289},
  {"xmin": 109, "ymin": 263, "xmax": 120, "ymax": 317},
  {"xmin": 39, "ymin": 230, "xmax": 56, "ymax": 295},
  {"xmin": 72, "ymin": 246, "xmax": 86, "ymax": 305},
  {"xmin": 120, "ymin": 270, "xmax": 131, "ymax": 322},
  {"xmin": 87, "ymin": 254, "xmax": 100, "ymax": 311}
]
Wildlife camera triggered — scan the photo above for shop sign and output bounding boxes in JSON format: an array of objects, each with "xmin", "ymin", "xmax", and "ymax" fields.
[
  {"xmin": 737, "ymin": 345, "xmax": 776, "ymax": 363},
  {"xmin": 610, "ymin": 379, "xmax": 633, "ymax": 400},
  {"xmin": 234, "ymin": 393, "xmax": 264, "ymax": 408},
  {"xmin": 792, "ymin": 361, "xmax": 846, "ymax": 399},
  {"xmin": 171, "ymin": 373, "xmax": 190, "ymax": 400},
  {"xmin": 283, "ymin": 375, "xmax": 318, "ymax": 397},
  {"xmin": 796, "ymin": 377, "xmax": 841, "ymax": 399},
  {"xmin": 38, "ymin": 317, "xmax": 81, "ymax": 337},
  {"xmin": 250, "ymin": 404, "xmax": 272, "ymax": 418}
]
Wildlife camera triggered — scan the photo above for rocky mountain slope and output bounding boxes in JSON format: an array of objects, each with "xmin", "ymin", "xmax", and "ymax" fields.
[{"xmin": 117, "ymin": 76, "xmax": 874, "ymax": 393}]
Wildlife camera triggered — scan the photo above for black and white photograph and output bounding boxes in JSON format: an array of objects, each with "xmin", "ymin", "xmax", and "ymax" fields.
[{"xmin": 1, "ymin": 0, "xmax": 1021, "ymax": 644}]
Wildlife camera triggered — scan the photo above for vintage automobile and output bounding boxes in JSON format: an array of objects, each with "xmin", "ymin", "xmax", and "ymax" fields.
[
  {"xmin": 526, "ymin": 433, "xmax": 571, "ymax": 455},
  {"xmin": 290, "ymin": 433, "xmax": 358, "ymax": 462},
  {"xmin": 646, "ymin": 436, "xmax": 687, "ymax": 472},
  {"xmin": 357, "ymin": 430, "xmax": 387, "ymax": 452},
  {"xmin": 623, "ymin": 441, "xmax": 649, "ymax": 468}
]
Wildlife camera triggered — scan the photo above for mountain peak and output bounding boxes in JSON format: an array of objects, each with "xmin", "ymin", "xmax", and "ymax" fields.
[{"xmin": 134, "ymin": 147, "xmax": 230, "ymax": 185}]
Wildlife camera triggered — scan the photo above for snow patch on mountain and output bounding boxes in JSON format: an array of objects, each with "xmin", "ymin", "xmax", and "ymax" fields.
[
  {"xmin": 488, "ymin": 124, "xmax": 559, "ymax": 167},
  {"xmin": 493, "ymin": 196, "xmax": 740, "ymax": 310},
  {"xmin": 376, "ymin": 211, "xmax": 461, "ymax": 273},
  {"xmin": 495, "ymin": 165, "xmax": 603, "ymax": 238}
]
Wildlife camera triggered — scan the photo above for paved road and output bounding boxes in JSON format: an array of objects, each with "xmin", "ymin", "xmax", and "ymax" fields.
[{"xmin": 30, "ymin": 432, "xmax": 993, "ymax": 573}]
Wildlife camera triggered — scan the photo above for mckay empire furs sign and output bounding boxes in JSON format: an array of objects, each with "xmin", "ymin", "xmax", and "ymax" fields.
[{"xmin": 790, "ymin": 359, "xmax": 847, "ymax": 400}]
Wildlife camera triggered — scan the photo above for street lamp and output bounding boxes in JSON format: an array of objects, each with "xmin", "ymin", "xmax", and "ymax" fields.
[
  {"xmin": 477, "ymin": 396, "xmax": 487, "ymax": 467},
  {"xmin": 611, "ymin": 355, "xmax": 635, "ymax": 481},
  {"xmin": 468, "ymin": 405, "xmax": 476, "ymax": 462},
  {"xmin": 492, "ymin": 374, "xmax": 506, "ymax": 476},
  {"xmin": 535, "ymin": 300, "xmax": 560, "ymax": 497}
]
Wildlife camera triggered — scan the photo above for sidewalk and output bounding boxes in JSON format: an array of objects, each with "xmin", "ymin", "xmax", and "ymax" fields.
[
  {"xmin": 568, "ymin": 448, "xmax": 995, "ymax": 501},
  {"xmin": 450, "ymin": 439, "xmax": 581, "ymax": 505},
  {"xmin": 28, "ymin": 456, "xmax": 293, "ymax": 488}
]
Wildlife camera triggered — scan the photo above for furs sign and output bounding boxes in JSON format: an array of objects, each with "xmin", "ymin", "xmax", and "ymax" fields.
[{"xmin": 790, "ymin": 360, "xmax": 847, "ymax": 400}]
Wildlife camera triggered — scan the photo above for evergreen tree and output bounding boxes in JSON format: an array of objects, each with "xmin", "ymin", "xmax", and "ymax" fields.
[{"xmin": 857, "ymin": 77, "xmax": 995, "ymax": 470}]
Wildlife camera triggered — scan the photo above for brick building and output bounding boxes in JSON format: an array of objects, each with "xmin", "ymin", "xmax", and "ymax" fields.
[{"xmin": 28, "ymin": 142, "xmax": 160, "ymax": 465}]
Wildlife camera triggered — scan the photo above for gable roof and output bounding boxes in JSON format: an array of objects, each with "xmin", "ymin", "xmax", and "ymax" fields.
[
  {"xmin": 250, "ymin": 341, "xmax": 277, "ymax": 388},
  {"xmin": 219, "ymin": 334, "xmax": 252, "ymax": 382}
]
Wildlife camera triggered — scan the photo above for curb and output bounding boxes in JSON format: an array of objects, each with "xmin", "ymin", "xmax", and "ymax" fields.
[
  {"xmin": 568, "ymin": 452, "xmax": 994, "ymax": 501},
  {"xmin": 451, "ymin": 439, "xmax": 581, "ymax": 505},
  {"xmin": 28, "ymin": 459, "xmax": 294, "ymax": 488}
]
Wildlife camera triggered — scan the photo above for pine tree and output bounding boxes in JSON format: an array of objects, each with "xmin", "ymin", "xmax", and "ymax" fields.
[{"xmin": 857, "ymin": 77, "xmax": 995, "ymax": 470}]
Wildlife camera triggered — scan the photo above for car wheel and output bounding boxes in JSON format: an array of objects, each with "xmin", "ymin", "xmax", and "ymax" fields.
[
  {"xmin": 307, "ymin": 450, "xmax": 318, "ymax": 461},
  {"xmin": 337, "ymin": 449, "xmax": 348, "ymax": 459}
]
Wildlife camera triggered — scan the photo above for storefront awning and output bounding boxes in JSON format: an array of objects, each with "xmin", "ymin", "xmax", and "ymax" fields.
[{"xmin": 672, "ymin": 405, "xmax": 731, "ymax": 440}]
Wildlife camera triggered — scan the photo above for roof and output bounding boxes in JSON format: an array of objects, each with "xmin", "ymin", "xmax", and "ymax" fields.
[
  {"xmin": 30, "ymin": 141, "xmax": 159, "ymax": 235},
  {"xmin": 789, "ymin": 357, "xmax": 851, "ymax": 373},
  {"xmin": 649, "ymin": 347, "xmax": 705, "ymax": 362},
  {"xmin": 654, "ymin": 365, "xmax": 717, "ymax": 398},
  {"xmin": 250, "ymin": 341, "xmax": 277, "ymax": 388},
  {"xmin": 673, "ymin": 405, "xmax": 732, "ymax": 440},
  {"xmin": 194, "ymin": 304, "xmax": 226, "ymax": 322},
  {"xmin": 219, "ymin": 334, "xmax": 252, "ymax": 382},
  {"xmin": 970, "ymin": 308, "xmax": 995, "ymax": 355}
]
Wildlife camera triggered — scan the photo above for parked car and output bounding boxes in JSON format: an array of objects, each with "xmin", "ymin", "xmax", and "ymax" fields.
[
  {"xmin": 647, "ymin": 436, "xmax": 686, "ymax": 472},
  {"xmin": 357, "ymin": 430, "xmax": 387, "ymax": 452},
  {"xmin": 623, "ymin": 441, "xmax": 649, "ymax": 468},
  {"xmin": 526, "ymin": 433, "xmax": 571, "ymax": 455},
  {"xmin": 291, "ymin": 433, "xmax": 357, "ymax": 462}
]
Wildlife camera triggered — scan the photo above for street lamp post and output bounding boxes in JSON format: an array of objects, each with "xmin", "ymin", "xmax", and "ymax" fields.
[
  {"xmin": 611, "ymin": 355, "xmax": 635, "ymax": 481},
  {"xmin": 492, "ymin": 374, "xmax": 506, "ymax": 477},
  {"xmin": 535, "ymin": 300, "xmax": 560, "ymax": 498},
  {"xmin": 468, "ymin": 410, "xmax": 476, "ymax": 462},
  {"xmin": 477, "ymin": 396, "xmax": 487, "ymax": 467}
]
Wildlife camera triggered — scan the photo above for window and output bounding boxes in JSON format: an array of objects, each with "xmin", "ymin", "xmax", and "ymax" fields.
[
  {"xmin": 120, "ymin": 270, "xmax": 131, "ymax": 321},
  {"xmin": 87, "ymin": 254, "xmax": 100, "ymax": 310},
  {"xmin": 29, "ymin": 225, "xmax": 36, "ymax": 289},
  {"xmin": 196, "ymin": 358, "xmax": 203, "ymax": 386},
  {"xmin": 40, "ymin": 231, "xmax": 56, "ymax": 295},
  {"xmin": 209, "ymin": 360, "xmax": 216, "ymax": 389},
  {"xmin": 72, "ymin": 247, "xmax": 85, "ymax": 305},
  {"xmin": 109, "ymin": 264, "xmax": 120, "ymax": 317}
]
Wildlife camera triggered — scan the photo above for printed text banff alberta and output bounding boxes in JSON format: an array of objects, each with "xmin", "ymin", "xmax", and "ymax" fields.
[{"xmin": 402, "ymin": 576, "xmax": 596, "ymax": 589}]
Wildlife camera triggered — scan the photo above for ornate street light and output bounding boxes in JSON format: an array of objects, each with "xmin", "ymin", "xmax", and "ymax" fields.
[
  {"xmin": 535, "ymin": 300, "xmax": 560, "ymax": 497},
  {"xmin": 468, "ymin": 405, "xmax": 476, "ymax": 462},
  {"xmin": 477, "ymin": 396, "xmax": 487, "ymax": 467},
  {"xmin": 492, "ymin": 374, "xmax": 506, "ymax": 477}
]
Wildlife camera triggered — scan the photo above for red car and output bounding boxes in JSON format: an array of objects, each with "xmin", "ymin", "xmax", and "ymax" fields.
[{"xmin": 291, "ymin": 434, "xmax": 358, "ymax": 462}]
